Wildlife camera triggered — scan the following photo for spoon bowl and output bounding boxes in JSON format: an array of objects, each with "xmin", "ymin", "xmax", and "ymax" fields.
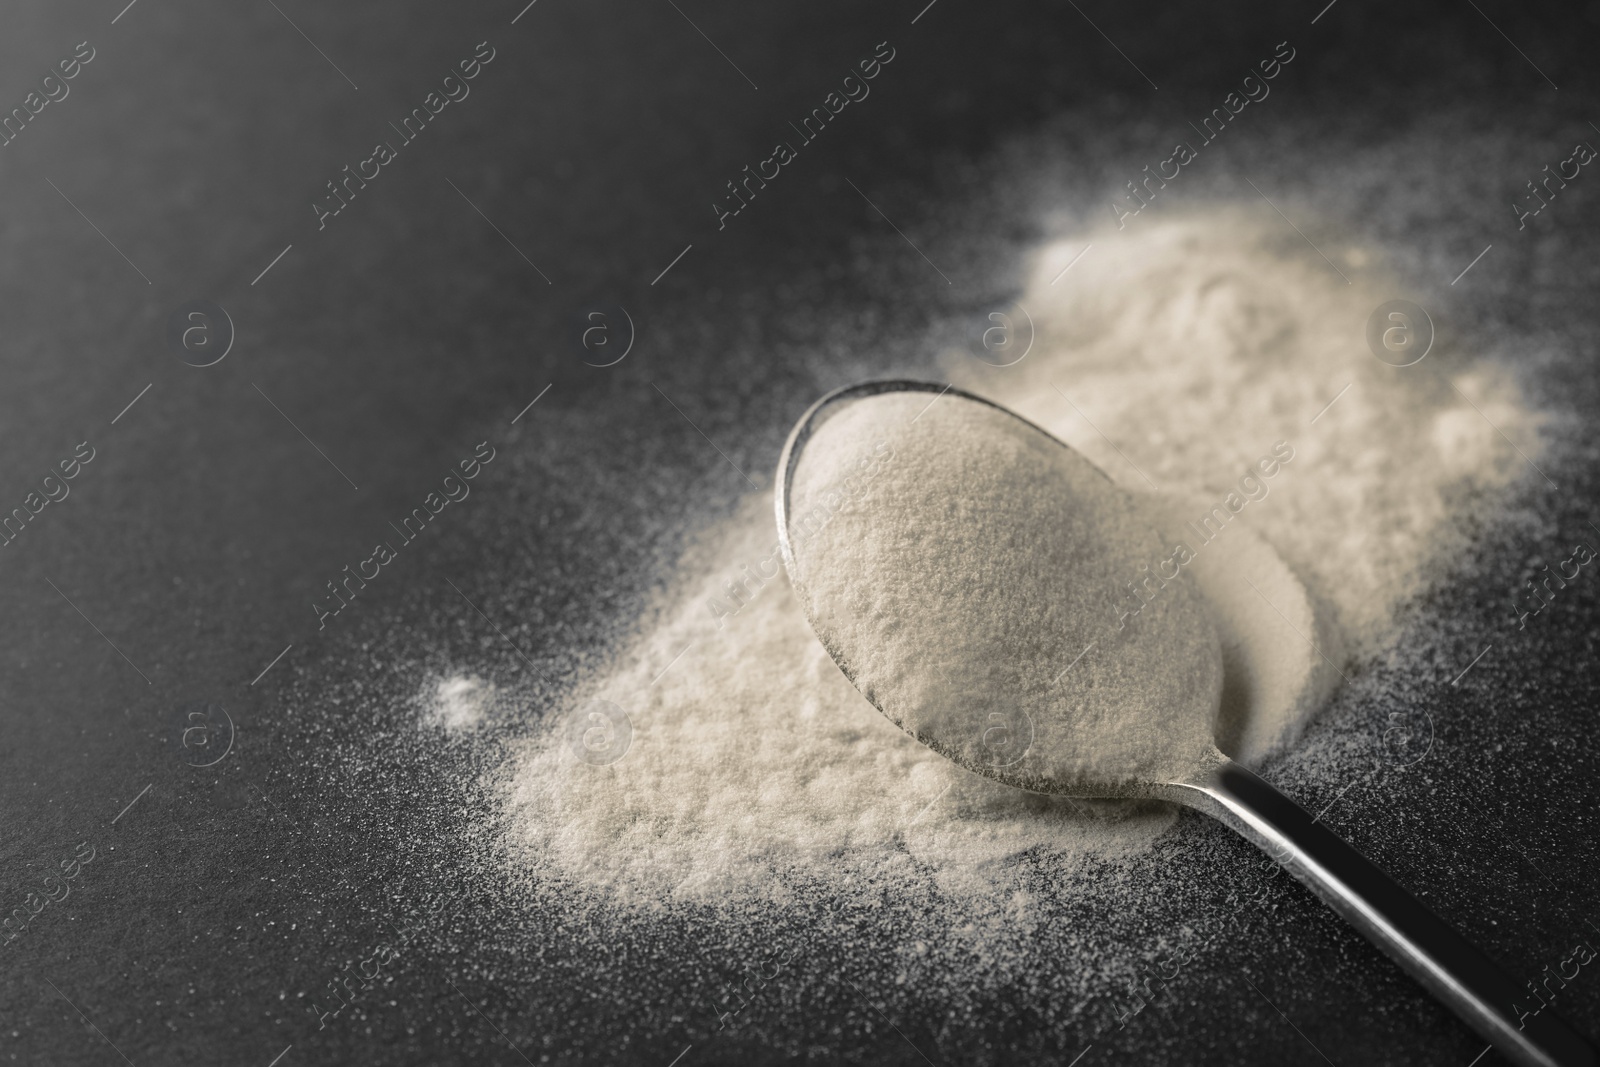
[{"xmin": 779, "ymin": 378, "xmax": 1223, "ymax": 800}]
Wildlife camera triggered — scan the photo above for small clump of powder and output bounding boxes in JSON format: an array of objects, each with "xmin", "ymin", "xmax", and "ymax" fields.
[
  {"xmin": 786, "ymin": 389, "xmax": 1223, "ymax": 795},
  {"xmin": 427, "ymin": 674, "xmax": 496, "ymax": 731}
]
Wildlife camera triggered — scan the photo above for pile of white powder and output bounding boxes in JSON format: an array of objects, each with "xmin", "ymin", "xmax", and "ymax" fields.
[
  {"xmin": 969, "ymin": 210, "xmax": 1537, "ymax": 656},
  {"xmin": 492, "ymin": 210, "xmax": 1542, "ymax": 916}
]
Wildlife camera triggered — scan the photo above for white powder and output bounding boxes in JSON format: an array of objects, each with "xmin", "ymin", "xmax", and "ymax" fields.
[
  {"xmin": 966, "ymin": 211, "xmax": 1538, "ymax": 662},
  {"xmin": 786, "ymin": 389, "xmax": 1223, "ymax": 795},
  {"xmin": 427, "ymin": 673, "xmax": 496, "ymax": 731},
  {"xmin": 1144, "ymin": 491, "xmax": 1343, "ymax": 762},
  {"xmin": 496, "ymin": 210, "xmax": 1540, "ymax": 915},
  {"xmin": 497, "ymin": 487, "xmax": 1174, "ymax": 911}
]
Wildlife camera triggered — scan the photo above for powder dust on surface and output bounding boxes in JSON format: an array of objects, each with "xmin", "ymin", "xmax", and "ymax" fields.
[{"xmin": 478, "ymin": 208, "xmax": 1545, "ymax": 1013}]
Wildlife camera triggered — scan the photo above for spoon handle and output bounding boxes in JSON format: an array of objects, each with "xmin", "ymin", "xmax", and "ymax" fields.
[{"xmin": 1163, "ymin": 757, "xmax": 1595, "ymax": 1067}]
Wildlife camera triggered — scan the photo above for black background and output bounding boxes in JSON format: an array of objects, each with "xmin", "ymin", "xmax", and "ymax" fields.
[{"xmin": 0, "ymin": 0, "xmax": 1597, "ymax": 1064}]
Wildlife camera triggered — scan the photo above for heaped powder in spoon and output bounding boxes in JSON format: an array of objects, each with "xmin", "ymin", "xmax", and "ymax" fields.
[{"xmin": 785, "ymin": 390, "xmax": 1224, "ymax": 795}]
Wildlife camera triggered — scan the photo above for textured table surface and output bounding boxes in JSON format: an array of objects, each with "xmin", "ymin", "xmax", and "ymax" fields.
[{"xmin": 0, "ymin": 1, "xmax": 1596, "ymax": 1064}]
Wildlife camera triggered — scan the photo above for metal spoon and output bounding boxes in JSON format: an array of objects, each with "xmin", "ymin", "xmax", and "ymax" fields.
[{"xmin": 774, "ymin": 380, "xmax": 1595, "ymax": 1067}]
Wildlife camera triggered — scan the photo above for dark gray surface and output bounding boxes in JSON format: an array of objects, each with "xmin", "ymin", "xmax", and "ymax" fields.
[{"xmin": 1, "ymin": 0, "xmax": 1597, "ymax": 1064}]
